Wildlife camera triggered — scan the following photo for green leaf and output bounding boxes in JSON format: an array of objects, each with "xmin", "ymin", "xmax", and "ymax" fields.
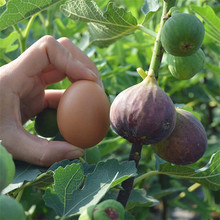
[
  {"xmin": 0, "ymin": 0, "xmax": 64, "ymax": 31},
  {"xmin": 159, "ymin": 150, "xmax": 220, "ymax": 191},
  {"xmin": 43, "ymin": 159, "xmax": 137, "ymax": 218},
  {"xmin": 142, "ymin": 11, "xmax": 157, "ymax": 26},
  {"xmin": 2, "ymin": 160, "xmax": 41, "ymax": 194},
  {"xmin": 191, "ymin": 5, "xmax": 220, "ymax": 43},
  {"xmin": 141, "ymin": 0, "xmax": 160, "ymax": 15},
  {"xmin": 0, "ymin": 31, "xmax": 18, "ymax": 53},
  {"xmin": 126, "ymin": 189, "xmax": 159, "ymax": 210},
  {"xmin": 61, "ymin": 0, "xmax": 138, "ymax": 47},
  {"xmin": 0, "ymin": 0, "xmax": 6, "ymax": 7}
]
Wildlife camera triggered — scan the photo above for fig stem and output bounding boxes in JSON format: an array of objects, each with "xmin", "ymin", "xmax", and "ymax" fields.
[
  {"xmin": 148, "ymin": 0, "xmax": 176, "ymax": 79},
  {"xmin": 116, "ymin": 143, "xmax": 142, "ymax": 207},
  {"xmin": 137, "ymin": 67, "xmax": 148, "ymax": 79}
]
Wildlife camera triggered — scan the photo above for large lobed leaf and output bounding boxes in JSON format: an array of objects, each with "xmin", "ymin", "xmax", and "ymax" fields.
[
  {"xmin": 0, "ymin": 0, "xmax": 64, "ymax": 31},
  {"xmin": 43, "ymin": 159, "xmax": 137, "ymax": 218},
  {"xmin": 191, "ymin": 5, "xmax": 220, "ymax": 44},
  {"xmin": 61, "ymin": 0, "xmax": 139, "ymax": 47},
  {"xmin": 159, "ymin": 150, "xmax": 220, "ymax": 191}
]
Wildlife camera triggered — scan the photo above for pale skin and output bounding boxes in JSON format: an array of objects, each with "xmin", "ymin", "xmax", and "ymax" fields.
[{"xmin": 0, "ymin": 35, "xmax": 102, "ymax": 167}]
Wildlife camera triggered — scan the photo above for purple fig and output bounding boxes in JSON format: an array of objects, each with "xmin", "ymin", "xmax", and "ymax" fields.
[
  {"xmin": 110, "ymin": 75, "xmax": 176, "ymax": 145},
  {"xmin": 152, "ymin": 108, "xmax": 207, "ymax": 165}
]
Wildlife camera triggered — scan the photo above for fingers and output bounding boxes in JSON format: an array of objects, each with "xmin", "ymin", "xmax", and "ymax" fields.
[
  {"xmin": 57, "ymin": 37, "xmax": 99, "ymax": 77},
  {"xmin": 1, "ymin": 126, "xmax": 84, "ymax": 167},
  {"xmin": 13, "ymin": 35, "xmax": 98, "ymax": 85},
  {"xmin": 58, "ymin": 37, "xmax": 103, "ymax": 87},
  {"xmin": 44, "ymin": 89, "xmax": 65, "ymax": 109}
]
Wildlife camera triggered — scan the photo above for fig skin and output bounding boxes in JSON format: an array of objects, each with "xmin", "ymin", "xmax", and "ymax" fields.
[
  {"xmin": 93, "ymin": 199, "xmax": 125, "ymax": 220},
  {"xmin": 161, "ymin": 13, "xmax": 205, "ymax": 56},
  {"xmin": 167, "ymin": 48, "xmax": 205, "ymax": 80},
  {"xmin": 110, "ymin": 75, "xmax": 176, "ymax": 145},
  {"xmin": 152, "ymin": 108, "xmax": 207, "ymax": 165}
]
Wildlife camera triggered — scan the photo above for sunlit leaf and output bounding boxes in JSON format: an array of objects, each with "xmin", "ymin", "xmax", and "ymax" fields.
[
  {"xmin": 61, "ymin": 0, "xmax": 138, "ymax": 47},
  {"xmin": 0, "ymin": 0, "xmax": 64, "ymax": 31},
  {"xmin": 191, "ymin": 5, "xmax": 220, "ymax": 43},
  {"xmin": 141, "ymin": 0, "xmax": 160, "ymax": 15}
]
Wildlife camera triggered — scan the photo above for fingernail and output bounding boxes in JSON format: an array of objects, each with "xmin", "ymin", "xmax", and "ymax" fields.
[{"xmin": 65, "ymin": 150, "xmax": 84, "ymax": 159}]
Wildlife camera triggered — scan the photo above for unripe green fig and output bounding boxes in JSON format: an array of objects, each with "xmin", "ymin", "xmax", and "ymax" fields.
[
  {"xmin": 167, "ymin": 48, "xmax": 205, "ymax": 80},
  {"xmin": 35, "ymin": 108, "xmax": 59, "ymax": 137},
  {"xmin": 0, "ymin": 144, "xmax": 15, "ymax": 192},
  {"xmin": 84, "ymin": 146, "xmax": 101, "ymax": 164},
  {"xmin": 110, "ymin": 75, "xmax": 176, "ymax": 145},
  {"xmin": 79, "ymin": 205, "xmax": 96, "ymax": 220},
  {"xmin": 152, "ymin": 108, "xmax": 207, "ymax": 165},
  {"xmin": 161, "ymin": 13, "xmax": 205, "ymax": 56},
  {"xmin": 93, "ymin": 199, "xmax": 125, "ymax": 220},
  {"xmin": 0, "ymin": 195, "xmax": 26, "ymax": 220}
]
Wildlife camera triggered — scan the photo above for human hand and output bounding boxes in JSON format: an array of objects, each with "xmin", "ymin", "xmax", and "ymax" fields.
[{"xmin": 0, "ymin": 35, "xmax": 102, "ymax": 167}]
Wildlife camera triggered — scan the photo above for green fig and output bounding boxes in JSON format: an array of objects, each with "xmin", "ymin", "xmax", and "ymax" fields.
[
  {"xmin": 161, "ymin": 13, "xmax": 205, "ymax": 56},
  {"xmin": 79, "ymin": 205, "xmax": 96, "ymax": 220},
  {"xmin": 0, "ymin": 195, "xmax": 26, "ymax": 220},
  {"xmin": 93, "ymin": 199, "xmax": 125, "ymax": 220},
  {"xmin": 167, "ymin": 48, "xmax": 205, "ymax": 80},
  {"xmin": 84, "ymin": 146, "xmax": 101, "ymax": 164},
  {"xmin": 35, "ymin": 108, "xmax": 59, "ymax": 137},
  {"xmin": 0, "ymin": 144, "xmax": 15, "ymax": 192}
]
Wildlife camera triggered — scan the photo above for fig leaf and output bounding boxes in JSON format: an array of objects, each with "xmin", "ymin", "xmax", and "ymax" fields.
[
  {"xmin": 43, "ymin": 159, "xmax": 137, "ymax": 218},
  {"xmin": 61, "ymin": 0, "xmax": 138, "ymax": 47},
  {"xmin": 158, "ymin": 150, "xmax": 220, "ymax": 191},
  {"xmin": 0, "ymin": 0, "xmax": 63, "ymax": 31}
]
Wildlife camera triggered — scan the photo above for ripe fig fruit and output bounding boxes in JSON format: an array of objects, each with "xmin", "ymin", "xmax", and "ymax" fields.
[
  {"xmin": 35, "ymin": 108, "xmax": 59, "ymax": 137},
  {"xmin": 167, "ymin": 48, "xmax": 205, "ymax": 80},
  {"xmin": 110, "ymin": 75, "xmax": 176, "ymax": 145},
  {"xmin": 0, "ymin": 144, "xmax": 15, "ymax": 192},
  {"xmin": 79, "ymin": 205, "xmax": 96, "ymax": 220},
  {"xmin": 152, "ymin": 108, "xmax": 207, "ymax": 165},
  {"xmin": 93, "ymin": 199, "xmax": 125, "ymax": 220},
  {"xmin": 161, "ymin": 13, "xmax": 205, "ymax": 56}
]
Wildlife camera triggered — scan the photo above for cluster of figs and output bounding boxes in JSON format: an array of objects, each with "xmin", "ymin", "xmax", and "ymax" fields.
[
  {"xmin": 110, "ymin": 12, "xmax": 207, "ymax": 165},
  {"xmin": 162, "ymin": 10, "xmax": 206, "ymax": 80}
]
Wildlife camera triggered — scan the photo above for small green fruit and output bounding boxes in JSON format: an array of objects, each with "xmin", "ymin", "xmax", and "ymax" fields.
[
  {"xmin": 0, "ymin": 195, "xmax": 26, "ymax": 220},
  {"xmin": 84, "ymin": 146, "xmax": 101, "ymax": 164},
  {"xmin": 79, "ymin": 205, "xmax": 96, "ymax": 220},
  {"xmin": 152, "ymin": 108, "xmax": 207, "ymax": 165},
  {"xmin": 161, "ymin": 13, "xmax": 205, "ymax": 56},
  {"xmin": 93, "ymin": 199, "xmax": 125, "ymax": 220},
  {"xmin": 167, "ymin": 48, "xmax": 205, "ymax": 80},
  {"xmin": 0, "ymin": 144, "xmax": 15, "ymax": 192},
  {"xmin": 35, "ymin": 108, "xmax": 59, "ymax": 137}
]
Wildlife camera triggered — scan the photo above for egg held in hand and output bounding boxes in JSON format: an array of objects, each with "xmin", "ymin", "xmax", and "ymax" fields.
[{"xmin": 57, "ymin": 80, "xmax": 110, "ymax": 149}]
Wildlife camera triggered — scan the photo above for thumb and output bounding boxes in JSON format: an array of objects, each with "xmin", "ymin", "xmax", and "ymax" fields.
[{"xmin": 2, "ymin": 126, "xmax": 84, "ymax": 167}]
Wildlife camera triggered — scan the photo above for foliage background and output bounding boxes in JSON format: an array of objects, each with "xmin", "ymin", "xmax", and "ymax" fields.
[{"xmin": 0, "ymin": 0, "xmax": 220, "ymax": 219}]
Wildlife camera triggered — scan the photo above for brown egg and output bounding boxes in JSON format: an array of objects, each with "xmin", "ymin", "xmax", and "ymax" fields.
[{"xmin": 57, "ymin": 80, "xmax": 110, "ymax": 148}]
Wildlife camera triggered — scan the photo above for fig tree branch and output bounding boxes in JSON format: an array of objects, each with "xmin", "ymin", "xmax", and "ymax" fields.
[
  {"xmin": 116, "ymin": 143, "xmax": 142, "ymax": 207},
  {"xmin": 148, "ymin": 0, "xmax": 176, "ymax": 79}
]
